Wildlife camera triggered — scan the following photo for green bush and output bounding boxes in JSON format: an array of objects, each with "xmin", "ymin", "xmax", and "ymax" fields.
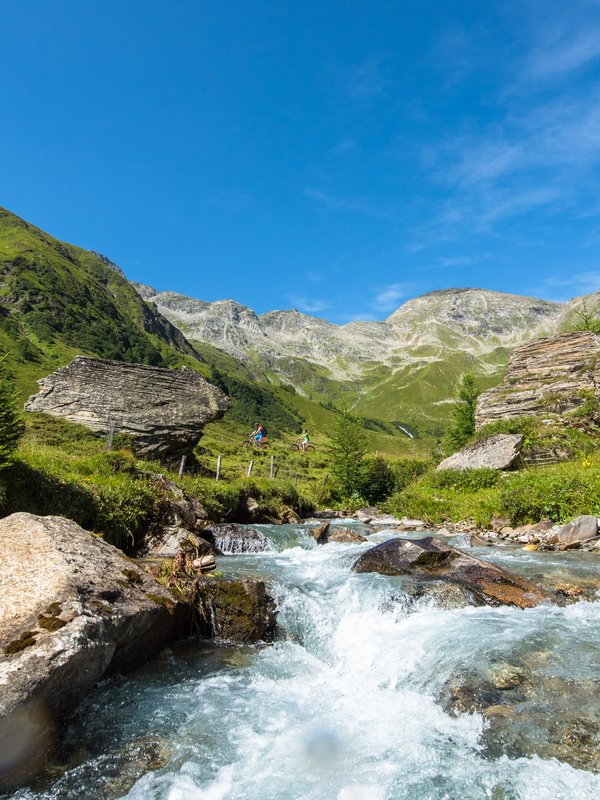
[
  {"xmin": 0, "ymin": 358, "xmax": 25, "ymax": 468},
  {"xmin": 359, "ymin": 456, "xmax": 396, "ymax": 503},
  {"xmin": 393, "ymin": 459, "xmax": 430, "ymax": 493}
]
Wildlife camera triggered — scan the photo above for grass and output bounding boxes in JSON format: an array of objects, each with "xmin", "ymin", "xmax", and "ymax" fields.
[{"xmin": 384, "ymin": 457, "xmax": 600, "ymax": 527}]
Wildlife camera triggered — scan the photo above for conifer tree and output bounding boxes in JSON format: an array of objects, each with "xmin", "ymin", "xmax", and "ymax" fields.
[
  {"xmin": 325, "ymin": 405, "xmax": 367, "ymax": 497},
  {"xmin": 0, "ymin": 357, "xmax": 25, "ymax": 469},
  {"xmin": 447, "ymin": 373, "xmax": 480, "ymax": 451}
]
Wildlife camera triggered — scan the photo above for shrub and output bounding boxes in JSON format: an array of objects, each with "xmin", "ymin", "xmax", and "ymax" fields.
[
  {"xmin": 0, "ymin": 358, "xmax": 25, "ymax": 469},
  {"xmin": 359, "ymin": 456, "xmax": 396, "ymax": 503},
  {"xmin": 429, "ymin": 468, "xmax": 500, "ymax": 492}
]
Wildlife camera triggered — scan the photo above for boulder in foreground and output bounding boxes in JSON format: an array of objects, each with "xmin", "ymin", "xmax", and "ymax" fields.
[
  {"xmin": 0, "ymin": 513, "xmax": 185, "ymax": 789},
  {"xmin": 25, "ymin": 356, "xmax": 231, "ymax": 459},
  {"xmin": 352, "ymin": 536, "xmax": 551, "ymax": 608},
  {"xmin": 437, "ymin": 433, "xmax": 523, "ymax": 471}
]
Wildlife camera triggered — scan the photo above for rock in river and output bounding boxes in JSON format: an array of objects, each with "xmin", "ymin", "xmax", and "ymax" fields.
[
  {"xmin": 352, "ymin": 536, "xmax": 551, "ymax": 608},
  {"xmin": 25, "ymin": 356, "xmax": 231, "ymax": 460},
  {"xmin": 195, "ymin": 577, "xmax": 277, "ymax": 642},
  {"xmin": 0, "ymin": 513, "xmax": 185, "ymax": 789}
]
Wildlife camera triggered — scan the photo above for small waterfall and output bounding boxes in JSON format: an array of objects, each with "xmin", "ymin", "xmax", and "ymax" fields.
[{"xmin": 213, "ymin": 527, "xmax": 270, "ymax": 554}]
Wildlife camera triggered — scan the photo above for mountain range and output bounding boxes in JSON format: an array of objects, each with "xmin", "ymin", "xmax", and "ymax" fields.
[
  {"xmin": 1, "ymin": 205, "xmax": 598, "ymax": 441},
  {"xmin": 134, "ymin": 282, "xmax": 597, "ymax": 434}
]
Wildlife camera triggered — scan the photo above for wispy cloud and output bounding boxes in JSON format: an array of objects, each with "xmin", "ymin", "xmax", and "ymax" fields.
[
  {"xmin": 288, "ymin": 295, "xmax": 330, "ymax": 314},
  {"xmin": 372, "ymin": 282, "xmax": 418, "ymax": 313},
  {"xmin": 535, "ymin": 271, "xmax": 600, "ymax": 301},
  {"xmin": 304, "ymin": 187, "xmax": 396, "ymax": 221}
]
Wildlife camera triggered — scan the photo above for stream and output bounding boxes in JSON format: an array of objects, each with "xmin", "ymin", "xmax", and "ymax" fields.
[{"xmin": 8, "ymin": 522, "xmax": 600, "ymax": 800}]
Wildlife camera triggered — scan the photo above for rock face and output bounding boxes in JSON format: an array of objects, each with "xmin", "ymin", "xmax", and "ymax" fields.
[
  {"xmin": 195, "ymin": 577, "xmax": 277, "ymax": 642},
  {"xmin": 352, "ymin": 536, "xmax": 551, "ymax": 608},
  {"xmin": 0, "ymin": 513, "xmax": 185, "ymax": 786},
  {"xmin": 25, "ymin": 356, "xmax": 230, "ymax": 459},
  {"xmin": 476, "ymin": 331, "xmax": 600, "ymax": 428},
  {"xmin": 437, "ymin": 433, "xmax": 524, "ymax": 471}
]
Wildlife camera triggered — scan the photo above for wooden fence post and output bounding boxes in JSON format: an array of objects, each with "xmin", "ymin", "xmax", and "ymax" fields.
[
  {"xmin": 178, "ymin": 454, "xmax": 187, "ymax": 478},
  {"xmin": 247, "ymin": 460, "xmax": 254, "ymax": 478},
  {"xmin": 106, "ymin": 420, "xmax": 116, "ymax": 452},
  {"xmin": 270, "ymin": 455, "xmax": 274, "ymax": 479},
  {"xmin": 216, "ymin": 455, "xmax": 222, "ymax": 481}
]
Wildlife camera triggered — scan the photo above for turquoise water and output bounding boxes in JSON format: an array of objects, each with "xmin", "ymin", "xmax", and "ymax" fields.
[{"xmin": 10, "ymin": 524, "xmax": 600, "ymax": 800}]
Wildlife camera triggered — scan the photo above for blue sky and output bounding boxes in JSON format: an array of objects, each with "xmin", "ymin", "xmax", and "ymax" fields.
[{"xmin": 2, "ymin": 0, "xmax": 600, "ymax": 323}]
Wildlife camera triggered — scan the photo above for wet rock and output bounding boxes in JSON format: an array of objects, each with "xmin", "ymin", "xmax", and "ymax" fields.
[
  {"xmin": 328, "ymin": 527, "xmax": 368, "ymax": 544},
  {"xmin": 352, "ymin": 536, "xmax": 551, "ymax": 608},
  {"xmin": 25, "ymin": 356, "xmax": 231, "ymax": 460},
  {"xmin": 281, "ymin": 507, "xmax": 302, "ymax": 524},
  {"xmin": 205, "ymin": 523, "xmax": 269, "ymax": 554},
  {"xmin": 313, "ymin": 522, "xmax": 331, "ymax": 544},
  {"xmin": 437, "ymin": 433, "xmax": 524, "ymax": 471},
  {"xmin": 195, "ymin": 577, "xmax": 277, "ymax": 643},
  {"xmin": 489, "ymin": 663, "xmax": 528, "ymax": 690},
  {"xmin": 393, "ymin": 517, "xmax": 429, "ymax": 531},
  {"xmin": 0, "ymin": 513, "xmax": 185, "ymax": 787},
  {"xmin": 471, "ymin": 533, "xmax": 492, "ymax": 547},
  {"xmin": 311, "ymin": 509, "xmax": 347, "ymax": 519}
]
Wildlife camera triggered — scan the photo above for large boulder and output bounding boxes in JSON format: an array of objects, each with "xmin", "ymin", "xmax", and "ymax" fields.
[
  {"xmin": 476, "ymin": 331, "xmax": 600, "ymax": 428},
  {"xmin": 0, "ymin": 513, "xmax": 185, "ymax": 788},
  {"xmin": 195, "ymin": 577, "xmax": 277, "ymax": 643},
  {"xmin": 352, "ymin": 536, "xmax": 551, "ymax": 608},
  {"xmin": 437, "ymin": 433, "xmax": 523, "ymax": 471},
  {"xmin": 25, "ymin": 356, "xmax": 231, "ymax": 460}
]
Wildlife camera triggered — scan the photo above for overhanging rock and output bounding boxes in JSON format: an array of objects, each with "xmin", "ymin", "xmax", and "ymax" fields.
[{"xmin": 25, "ymin": 356, "xmax": 230, "ymax": 459}]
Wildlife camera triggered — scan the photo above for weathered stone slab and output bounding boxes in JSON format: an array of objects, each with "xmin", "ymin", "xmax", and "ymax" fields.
[
  {"xmin": 25, "ymin": 356, "xmax": 230, "ymax": 459},
  {"xmin": 476, "ymin": 331, "xmax": 600, "ymax": 428},
  {"xmin": 437, "ymin": 433, "xmax": 523, "ymax": 471}
]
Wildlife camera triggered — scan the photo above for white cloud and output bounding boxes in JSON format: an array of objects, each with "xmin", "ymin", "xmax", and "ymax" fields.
[
  {"xmin": 288, "ymin": 295, "xmax": 330, "ymax": 314},
  {"xmin": 372, "ymin": 283, "xmax": 417, "ymax": 312},
  {"xmin": 535, "ymin": 271, "xmax": 600, "ymax": 301}
]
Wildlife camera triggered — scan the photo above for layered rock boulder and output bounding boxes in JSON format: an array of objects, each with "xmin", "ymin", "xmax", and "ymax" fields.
[
  {"xmin": 0, "ymin": 513, "xmax": 185, "ymax": 787},
  {"xmin": 25, "ymin": 356, "xmax": 231, "ymax": 459},
  {"xmin": 352, "ymin": 536, "xmax": 551, "ymax": 608},
  {"xmin": 437, "ymin": 433, "xmax": 524, "ymax": 471},
  {"xmin": 476, "ymin": 331, "xmax": 600, "ymax": 428}
]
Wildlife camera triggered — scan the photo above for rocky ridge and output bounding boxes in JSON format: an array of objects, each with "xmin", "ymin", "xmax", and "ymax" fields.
[
  {"xmin": 135, "ymin": 284, "xmax": 567, "ymax": 382},
  {"xmin": 476, "ymin": 331, "xmax": 600, "ymax": 427}
]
